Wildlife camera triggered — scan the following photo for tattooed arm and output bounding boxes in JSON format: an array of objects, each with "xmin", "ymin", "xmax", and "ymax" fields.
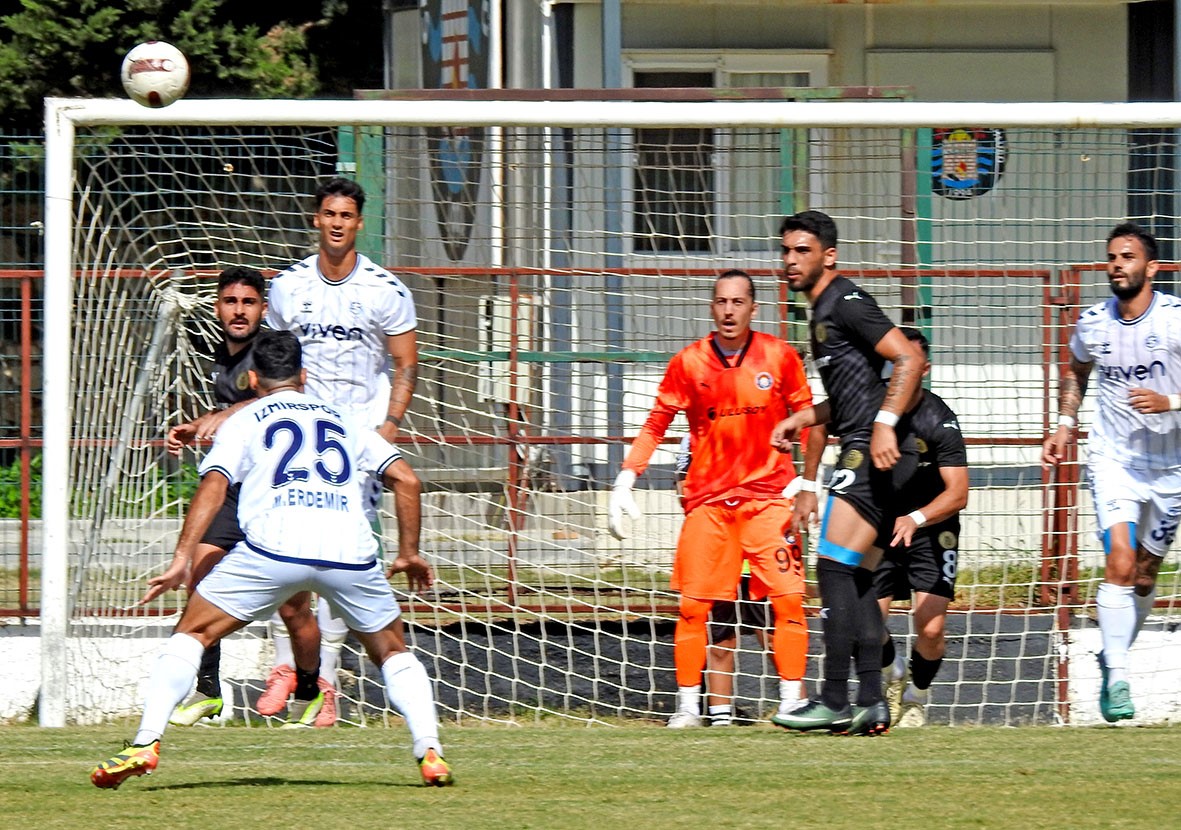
[
  {"xmin": 1042, "ymin": 355, "xmax": 1092, "ymax": 468},
  {"xmin": 378, "ymin": 330, "xmax": 418, "ymax": 443},
  {"xmin": 869, "ymin": 327, "xmax": 925, "ymax": 471}
]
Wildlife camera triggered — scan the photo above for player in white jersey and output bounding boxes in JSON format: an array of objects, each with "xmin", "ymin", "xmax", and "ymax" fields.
[
  {"xmin": 90, "ymin": 331, "xmax": 453, "ymax": 789},
  {"xmin": 1043, "ymin": 222, "xmax": 1181, "ymax": 723},
  {"xmin": 260, "ymin": 177, "xmax": 420, "ymax": 724}
]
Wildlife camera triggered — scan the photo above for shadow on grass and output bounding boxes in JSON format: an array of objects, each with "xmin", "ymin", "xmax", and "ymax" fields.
[{"xmin": 144, "ymin": 777, "xmax": 423, "ymax": 790}]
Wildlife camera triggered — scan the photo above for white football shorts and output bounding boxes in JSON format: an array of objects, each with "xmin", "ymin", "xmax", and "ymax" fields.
[
  {"xmin": 196, "ymin": 545, "xmax": 402, "ymax": 633},
  {"xmin": 1088, "ymin": 453, "xmax": 1181, "ymax": 557}
]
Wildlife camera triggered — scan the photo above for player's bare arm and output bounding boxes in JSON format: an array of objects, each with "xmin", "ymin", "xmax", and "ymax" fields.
[
  {"xmin": 382, "ymin": 457, "xmax": 432, "ymax": 591},
  {"xmin": 1042, "ymin": 355, "xmax": 1092, "ymax": 467},
  {"xmin": 771, "ymin": 401, "xmax": 827, "ymax": 452},
  {"xmin": 792, "ymin": 422, "xmax": 828, "ymax": 529},
  {"xmin": 166, "ymin": 401, "xmax": 254, "ymax": 457},
  {"xmin": 890, "ymin": 465, "xmax": 969, "ymax": 548},
  {"xmin": 141, "ymin": 471, "xmax": 229, "ymax": 604},
  {"xmin": 868, "ymin": 328, "xmax": 923, "ymax": 470},
  {"xmin": 380, "ymin": 330, "xmax": 418, "ymax": 442}
]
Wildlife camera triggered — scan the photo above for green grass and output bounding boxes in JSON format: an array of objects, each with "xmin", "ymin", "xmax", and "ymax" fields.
[{"xmin": 4, "ymin": 722, "xmax": 1180, "ymax": 829}]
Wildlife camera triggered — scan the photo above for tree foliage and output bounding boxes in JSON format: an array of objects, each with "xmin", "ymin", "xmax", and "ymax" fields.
[{"xmin": 0, "ymin": 0, "xmax": 381, "ymax": 131}]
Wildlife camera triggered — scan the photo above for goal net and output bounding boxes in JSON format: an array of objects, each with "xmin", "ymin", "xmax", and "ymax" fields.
[{"xmin": 36, "ymin": 95, "xmax": 1181, "ymax": 728}]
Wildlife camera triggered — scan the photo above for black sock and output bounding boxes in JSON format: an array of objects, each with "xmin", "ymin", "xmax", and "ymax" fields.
[
  {"xmin": 880, "ymin": 635, "xmax": 896, "ymax": 670},
  {"xmin": 294, "ymin": 664, "xmax": 321, "ymax": 700},
  {"xmin": 195, "ymin": 640, "xmax": 221, "ymax": 697},
  {"xmin": 853, "ymin": 567, "xmax": 884, "ymax": 706},
  {"xmin": 910, "ymin": 650, "xmax": 943, "ymax": 691},
  {"xmin": 816, "ymin": 557, "xmax": 857, "ymax": 710}
]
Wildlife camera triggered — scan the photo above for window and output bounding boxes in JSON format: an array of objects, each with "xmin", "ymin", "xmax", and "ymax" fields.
[{"xmin": 624, "ymin": 52, "xmax": 831, "ymax": 256}]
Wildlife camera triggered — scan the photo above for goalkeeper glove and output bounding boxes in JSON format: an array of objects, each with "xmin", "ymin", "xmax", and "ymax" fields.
[{"xmin": 608, "ymin": 469, "xmax": 641, "ymax": 540}]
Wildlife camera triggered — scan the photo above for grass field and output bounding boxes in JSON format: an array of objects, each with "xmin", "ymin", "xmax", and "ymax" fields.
[{"xmin": 4, "ymin": 722, "xmax": 1181, "ymax": 829}]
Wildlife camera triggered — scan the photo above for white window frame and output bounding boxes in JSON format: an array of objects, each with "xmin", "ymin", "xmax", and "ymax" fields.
[{"xmin": 619, "ymin": 50, "xmax": 832, "ymax": 260}]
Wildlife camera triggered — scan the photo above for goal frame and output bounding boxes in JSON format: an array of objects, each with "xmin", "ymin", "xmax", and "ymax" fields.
[{"xmin": 40, "ymin": 95, "xmax": 1181, "ymax": 727}]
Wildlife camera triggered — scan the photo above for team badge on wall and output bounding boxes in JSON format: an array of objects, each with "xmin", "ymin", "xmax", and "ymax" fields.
[
  {"xmin": 931, "ymin": 128, "xmax": 1007, "ymax": 200},
  {"xmin": 420, "ymin": 0, "xmax": 490, "ymax": 261}
]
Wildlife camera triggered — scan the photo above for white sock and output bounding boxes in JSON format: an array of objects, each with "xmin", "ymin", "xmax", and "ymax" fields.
[
  {"xmin": 270, "ymin": 611, "xmax": 294, "ymax": 669},
  {"xmin": 779, "ymin": 678, "xmax": 803, "ymax": 704},
  {"xmin": 708, "ymin": 704, "xmax": 732, "ymax": 724},
  {"xmin": 134, "ymin": 633, "xmax": 204, "ymax": 745},
  {"xmin": 891, "ymin": 652, "xmax": 908, "ymax": 682},
  {"xmin": 1097, "ymin": 582, "xmax": 1136, "ymax": 684},
  {"xmin": 1132, "ymin": 587, "xmax": 1157, "ymax": 646},
  {"xmin": 902, "ymin": 684, "xmax": 929, "ymax": 704},
  {"xmin": 316, "ymin": 601, "xmax": 348, "ymax": 684},
  {"xmin": 676, "ymin": 685, "xmax": 701, "ymax": 715},
  {"xmin": 381, "ymin": 651, "xmax": 442, "ymax": 759}
]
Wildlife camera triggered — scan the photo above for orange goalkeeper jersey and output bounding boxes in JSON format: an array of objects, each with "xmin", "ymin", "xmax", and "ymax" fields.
[{"xmin": 623, "ymin": 331, "xmax": 813, "ymax": 514}]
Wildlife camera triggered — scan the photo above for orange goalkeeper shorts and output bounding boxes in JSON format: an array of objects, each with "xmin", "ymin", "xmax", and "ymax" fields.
[{"xmin": 671, "ymin": 497, "xmax": 804, "ymax": 601}]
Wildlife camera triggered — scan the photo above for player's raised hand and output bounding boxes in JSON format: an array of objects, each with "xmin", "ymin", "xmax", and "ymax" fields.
[
  {"xmin": 166, "ymin": 422, "xmax": 197, "ymax": 457},
  {"xmin": 192, "ymin": 409, "xmax": 234, "ymax": 442},
  {"xmin": 608, "ymin": 469, "xmax": 641, "ymax": 540},
  {"xmin": 387, "ymin": 553, "xmax": 434, "ymax": 593},
  {"xmin": 140, "ymin": 555, "xmax": 190, "ymax": 605}
]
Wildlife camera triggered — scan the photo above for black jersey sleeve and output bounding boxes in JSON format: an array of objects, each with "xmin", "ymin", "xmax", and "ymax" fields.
[
  {"xmin": 926, "ymin": 394, "xmax": 968, "ymax": 469},
  {"xmin": 828, "ymin": 285, "xmax": 896, "ymax": 355}
]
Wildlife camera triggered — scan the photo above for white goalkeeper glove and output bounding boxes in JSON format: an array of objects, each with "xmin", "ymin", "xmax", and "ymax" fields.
[{"xmin": 608, "ymin": 469, "xmax": 641, "ymax": 540}]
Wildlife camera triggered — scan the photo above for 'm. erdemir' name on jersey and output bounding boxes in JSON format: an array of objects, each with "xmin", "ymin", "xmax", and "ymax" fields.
[
  {"xmin": 1071, "ymin": 290, "xmax": 1181, "ymax": 471},
  {"xmin": 266, "ymin": 253, "xmax": 417, "ymax": 422},
  {"xmin": 200, "ymin": 390, "xmax": 402, "ymax": 568}
]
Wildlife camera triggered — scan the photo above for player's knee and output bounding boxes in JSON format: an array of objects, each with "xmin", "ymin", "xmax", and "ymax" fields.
[
  {"xmin": 1134, "ymin": 573, "xmax": 1157, "ymax": 597},
  {"xmin": 679, "ymin": 596, "xmax": 712, "ymax": 625},
  {"xmin": 769, "ymin": 592, "xmax": 805, "ymax": 626}
]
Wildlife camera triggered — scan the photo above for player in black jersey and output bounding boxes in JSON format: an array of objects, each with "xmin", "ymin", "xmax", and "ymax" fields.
[
  {"xmin": 874, "ymin": 327, "xmax": 969, "ymax": 728},
  {"xmin": 165, "ymin": 267, "xmax": 321, "ymax": 725},
  {"xmin": 770, "ymin": 210, "xmax": 925, "ymax": 735}
]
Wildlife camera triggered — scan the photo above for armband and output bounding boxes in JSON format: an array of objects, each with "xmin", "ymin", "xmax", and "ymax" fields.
[
  {"xmin": 797, "ymin": 479, "xmax": 818, "ymax": 493},
  {"xmin": 1057, "ymin": 414, "xmax": 1077, "ymax": 429},
  {"xmin": 907, "ymin": 510, "xmax": 928, "ymax": 528},
  {"xmin": 873, "ymin": 410, "xmax": 899, "ymax": 428},
  {"xmin": 1169, "ymin": 394, "xmax": 1181, "ymax": 412},
  {"xmin": 385, "ymin": 414, "xmax": 402, "ymax": 427}
]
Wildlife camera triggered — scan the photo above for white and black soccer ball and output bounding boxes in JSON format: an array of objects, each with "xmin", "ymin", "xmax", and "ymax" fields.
[{"xmin": 120, "ymin": 41, "xmax": 190, "ymax": 108}]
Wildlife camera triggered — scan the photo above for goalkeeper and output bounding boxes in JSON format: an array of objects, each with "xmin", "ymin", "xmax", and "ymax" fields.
[
  {"xmin": 608, "ymin": 269, "xmax": 825, "ymax": 727},
  {"xmin": 873, "ymin": 327, "xmax": 969, "ymax": 728}
]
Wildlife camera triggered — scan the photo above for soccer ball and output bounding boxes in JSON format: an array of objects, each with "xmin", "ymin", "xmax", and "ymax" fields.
[{"xmin": 120, "ymin": 41, "xmax": 190, "ymax": 108}]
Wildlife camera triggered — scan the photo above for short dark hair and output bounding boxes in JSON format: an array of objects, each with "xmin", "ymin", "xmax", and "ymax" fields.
[
  {"xmin": 251, "ymin": 330, "xmax": 302, "ymax": 384},
  {"xmin": 1108, "ymin": 222, "xmax": 1158, "ymax": 262},
  {"xmin": 717, "ymin": 268, "xmax": 755, "ymax": 302},
  {"xmin": 217, "ymin": 266, "xmax": 265, "ymax": 298},
  {"xmin": 898, "ymin": 326, "xmax": 930, "ymax": 357},
  {"xmin": 779, "ymin": 210, "xmax": 838, "ymax": 250},
  {"xmin": 315, "ymin": 177, "xmax": 365, "ymax": 214}
]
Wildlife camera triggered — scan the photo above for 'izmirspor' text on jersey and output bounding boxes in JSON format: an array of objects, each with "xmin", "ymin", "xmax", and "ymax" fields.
[
  {"xmin": 1070, "ymin": 290, "xmax": 1181, "ymax": 471},
  {"xmin": 200, "ymin": 390, "xmax": 402, "ymax": 568}
]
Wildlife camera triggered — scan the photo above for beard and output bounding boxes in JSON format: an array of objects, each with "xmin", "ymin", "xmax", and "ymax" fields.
[{"xmin": 1109, "ymin": 271, "xmax": 1146, "ymax": 301}]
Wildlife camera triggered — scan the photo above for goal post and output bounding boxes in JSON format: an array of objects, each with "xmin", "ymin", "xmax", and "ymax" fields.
[{"xmin": 37, "ymin": 95, "xmax": 1181, "ymax": 728}]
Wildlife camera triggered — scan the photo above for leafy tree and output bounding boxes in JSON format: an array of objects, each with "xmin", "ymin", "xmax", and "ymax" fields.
[{"xmin": 0, "ymin": 0, "xmax": 382, "ymax": 131}]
